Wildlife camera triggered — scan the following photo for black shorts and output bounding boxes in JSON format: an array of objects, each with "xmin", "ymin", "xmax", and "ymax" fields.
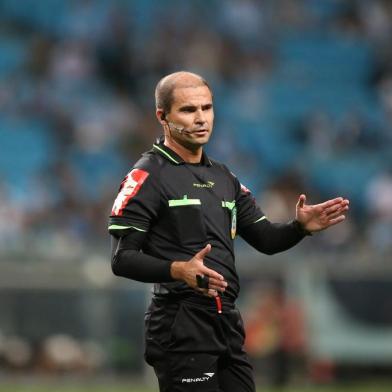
[{"xmin": 144, "ymin": 295, "xmax": 255, "ymax": 392}]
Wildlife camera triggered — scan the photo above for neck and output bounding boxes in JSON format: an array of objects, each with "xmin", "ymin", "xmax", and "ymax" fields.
[{"xmin": 164, "ymin": 136, "xmax": 203, "ymax": 163}]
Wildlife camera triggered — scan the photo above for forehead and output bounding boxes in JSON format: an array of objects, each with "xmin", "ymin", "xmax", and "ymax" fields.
[{"xmin": 171, "ymin": 85, "xmax": 212, "ymax": 107}]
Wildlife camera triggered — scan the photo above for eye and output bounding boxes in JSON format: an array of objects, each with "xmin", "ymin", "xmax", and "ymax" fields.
[{"xmin": 180, "ymin": 106, "xmax": 196, "ymax": 113}]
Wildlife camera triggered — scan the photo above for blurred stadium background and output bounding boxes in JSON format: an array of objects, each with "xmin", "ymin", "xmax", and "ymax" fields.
[{"xmin": 1, "ymin": 0, "xmax": 392, "ymax": 390}]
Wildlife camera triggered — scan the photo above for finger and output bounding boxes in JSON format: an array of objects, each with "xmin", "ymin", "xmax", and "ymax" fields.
[
  {"xmin": 329, "ymin": 199, "xmax": 350, "ymax": 209},
  {"xmin": 207, "ymin": 289, "xmax": 218, "ymax": 298},
  {"xmin": 208, "ymin": 277, "xmax": 228, "ymax": 291},
  {"xmin": 194, "ymin": 244, "xmax": 211, "ymax": 260},
  {"xmin": 324, "ymin": 202, "xmax": 349, "ymax": 216},
  {"xmin": 326, "ymin": 210, "xmax": 347, "ymax": 221},
  {"xmin": 208, "ymin": 282, "xmax": 226, "ymax": 293},
  {"xmin": 318, "ymin": 197, "xmax": 344, "ymax": 209},
  {"xmin": 326, "ymin": 206, "xmax": 349, "ymax": 219},
  {"xmin": 327, "ymin": 215, "xmax": 346, "ymax": 226},
  {"xmin": 195, "ymin": 288, "xmax": 217, "ymax": 298},
  {"xmin": 201, "ymin": 265, "xmax": 225, "ymax": 282},
  {"xmin": 323, "ymin": 204, "xmax": 341, "ymax": 215},
  {"xmin": 297, "ymin": 194, "xmax": 306, "ymax": 209}
]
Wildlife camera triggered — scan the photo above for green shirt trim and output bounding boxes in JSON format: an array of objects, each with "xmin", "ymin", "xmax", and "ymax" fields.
[
  {"xmin": 108, "ymin": 224, "xmax": 147, "ymax": 232},
  {"xmin": 254, "ymin": 216, "xmax": 267, "ymax": 223},
  {"xmin": 153, "ymin": 144, "xmax": 180, "ymax": 164},
  {"xmin": 221, "ymin": 201, "xmax": 236, "ymax": 211},
  {"xmin": 168, "ymin": 195, "xmax": 201, "ymax": 207}
]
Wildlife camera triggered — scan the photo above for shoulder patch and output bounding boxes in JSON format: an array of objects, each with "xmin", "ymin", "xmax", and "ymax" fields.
[
  {"xmin": 240, "ymin": 183, "xmax": 251, "ymax": 194},
  {"xmin": 111, "ymin": 169, "xmax": 149, "ymax": 216}
]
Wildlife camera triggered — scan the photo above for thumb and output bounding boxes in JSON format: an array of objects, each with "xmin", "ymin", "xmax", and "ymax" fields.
[
  {"xmin": 297, "ymin": 194, "xmax": 306, "ymax": 209},
  {"xmin": 194, "ymin": 244, "xmax": 211, "ymax": 260}
]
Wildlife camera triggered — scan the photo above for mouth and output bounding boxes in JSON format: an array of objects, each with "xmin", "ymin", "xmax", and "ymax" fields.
[{"xmin": 192, "ymin": 129, "xmax": 209, "ymax": 136}]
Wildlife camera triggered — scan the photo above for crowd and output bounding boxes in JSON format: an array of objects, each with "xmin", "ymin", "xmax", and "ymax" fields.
[{"xmin": 0, "ymin": 0, "xmax": 391, "ymax": 259}]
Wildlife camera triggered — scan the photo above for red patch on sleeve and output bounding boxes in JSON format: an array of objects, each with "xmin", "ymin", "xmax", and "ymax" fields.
[
  {"xmin": 111, "ymin": 169, "xmax": 149, "ymax": 216},
  {"xmin": 240, "ymin": 183, "xmax": 251, "ymax": 194}
]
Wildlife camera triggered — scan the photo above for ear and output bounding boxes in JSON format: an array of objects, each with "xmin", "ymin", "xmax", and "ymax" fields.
[{"xmin": 156, "ymin": 109, "xmax": 166, "ymax": 125}]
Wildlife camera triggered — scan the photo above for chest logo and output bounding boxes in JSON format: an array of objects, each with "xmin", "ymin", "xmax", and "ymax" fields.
[{"xmin": 193, "ymin": 181, "xmax": 215, "ymax": 188}]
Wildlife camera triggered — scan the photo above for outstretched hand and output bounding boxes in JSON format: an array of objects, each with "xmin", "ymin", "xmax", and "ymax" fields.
[
  {"xmin": 296, "ymin": 194, "xmax": 349, "ymax": 233},
  {"xmin": 170, "ymin": 244, "xmax": 228, "ymax": 298}
]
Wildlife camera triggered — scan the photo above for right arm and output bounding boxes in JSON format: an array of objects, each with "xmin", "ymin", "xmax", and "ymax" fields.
[
  {"xmin": 111, "ymin": 231, "xmax": 174, "ymax": 282},
  {"xmin": 111, "ymin": 232, "xmax": 227, "ymax": 295}
]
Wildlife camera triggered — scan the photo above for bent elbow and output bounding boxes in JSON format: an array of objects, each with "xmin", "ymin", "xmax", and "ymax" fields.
[
  {"xmin": 111, "ymin": 255, "xmax": 123, "ymax": 277},
  {"xmin": 259, "ymin": 246, "xmax": 280, "ymax": 256},
  {"xmin": 111, "ymin": 263, "xmax": 120, "ymax": 277}
]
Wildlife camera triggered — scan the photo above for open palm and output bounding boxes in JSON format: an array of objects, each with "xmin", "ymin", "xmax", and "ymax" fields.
[{"xmin": 296, "ymin": 194, "xmax": 350, "ymax": 233}]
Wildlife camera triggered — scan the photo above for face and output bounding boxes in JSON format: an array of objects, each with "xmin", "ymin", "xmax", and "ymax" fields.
[{"xmin": 159, "ymin": 85, "xmax": 214, "ymax": 150}]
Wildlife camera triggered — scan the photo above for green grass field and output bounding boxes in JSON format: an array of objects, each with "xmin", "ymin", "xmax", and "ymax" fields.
[{"xmin": 2, "ymin": 382, "xmax": 392, "ymax": 392}]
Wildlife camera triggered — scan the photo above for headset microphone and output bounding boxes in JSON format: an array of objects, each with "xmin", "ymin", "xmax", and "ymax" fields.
[
  {"xmin": 162, "ymin": 113, "xmax": 199, "ymax": 136},
  {"xmin": 168, "ymin": 122, "xmax": 186, "ymax": 134}
]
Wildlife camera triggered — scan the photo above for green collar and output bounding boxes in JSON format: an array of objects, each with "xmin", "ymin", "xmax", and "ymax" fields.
[{"xmin": 152, "ymin": 137, "xmax": 212, "ymax": 167}]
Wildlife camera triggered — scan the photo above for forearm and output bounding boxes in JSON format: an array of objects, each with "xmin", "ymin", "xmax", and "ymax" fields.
[
  {"xmin": 239, "ymin": 219, "xmax": 310, "ymax": 255},
  {"xmin": 111, "ymin": 234, "xmax": 175, "ymax": 283}
]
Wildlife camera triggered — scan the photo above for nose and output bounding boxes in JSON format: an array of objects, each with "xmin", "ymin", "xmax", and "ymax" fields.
[{"xmin": 195, "ymin": 109, "xmax": 206, "ymax": 125}]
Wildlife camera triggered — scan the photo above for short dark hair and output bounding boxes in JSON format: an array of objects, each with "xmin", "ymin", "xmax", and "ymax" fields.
[{"xmin": 155, "ymin": 71, "xmax": 212, "ymax": 116}]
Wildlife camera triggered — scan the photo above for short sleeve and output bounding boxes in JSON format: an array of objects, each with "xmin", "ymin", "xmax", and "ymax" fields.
[
  {"xmin": 232, "ymin": 173, "xmax": 266, "ymax": 231},
  {"xmin": 108, "ymin": 159, "xmax": 160, "ymax": 237}
]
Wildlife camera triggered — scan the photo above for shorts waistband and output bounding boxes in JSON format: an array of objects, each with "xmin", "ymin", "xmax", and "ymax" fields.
[{"xmin": 153, "ymin": 293, "xmax": 235, "ymax": 311}]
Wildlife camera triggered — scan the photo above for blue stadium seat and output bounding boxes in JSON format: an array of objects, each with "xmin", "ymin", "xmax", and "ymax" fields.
[
  {"xmin": 68, "ymin": 147, "xmax": 126, "ymax": 201},
  {"xmin": 0, "ymin": 116, "xmax": 53, "ymax": 200},
  {"xmin": 305, "ymin": 151, "xmax": 382, "ymax": 210},
  {"xmin": 0, "ymin": 37, "xmax": 28, "ymax": 77},
  {"xmin": 277, "ymin": 33, "xmax": 373, "ymax": 84}
]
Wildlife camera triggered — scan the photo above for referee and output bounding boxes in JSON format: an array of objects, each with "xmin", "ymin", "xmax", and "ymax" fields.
[{"xmin": 108, "ymin": 71, "xmax": 349, "ymax": 392}]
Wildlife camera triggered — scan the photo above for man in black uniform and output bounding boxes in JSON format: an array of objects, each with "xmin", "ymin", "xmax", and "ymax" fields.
[{"xmin": 108, "ymin": 71, "xmax": 349, "ymax": 391}]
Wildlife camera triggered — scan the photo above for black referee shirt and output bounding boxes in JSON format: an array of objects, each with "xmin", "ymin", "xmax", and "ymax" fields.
[{"xmin": 109, "ymin": 137, "xmax": 267, "ymax": 301}]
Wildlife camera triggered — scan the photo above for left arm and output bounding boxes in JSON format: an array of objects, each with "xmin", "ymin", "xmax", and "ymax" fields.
[
  {"xmin": 239, "ymin": 218, "xmax": 310, "ymax": 255},
  {"xmin": 240, "ymin": 194, "xmax": 349, "ymax": 255}
]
